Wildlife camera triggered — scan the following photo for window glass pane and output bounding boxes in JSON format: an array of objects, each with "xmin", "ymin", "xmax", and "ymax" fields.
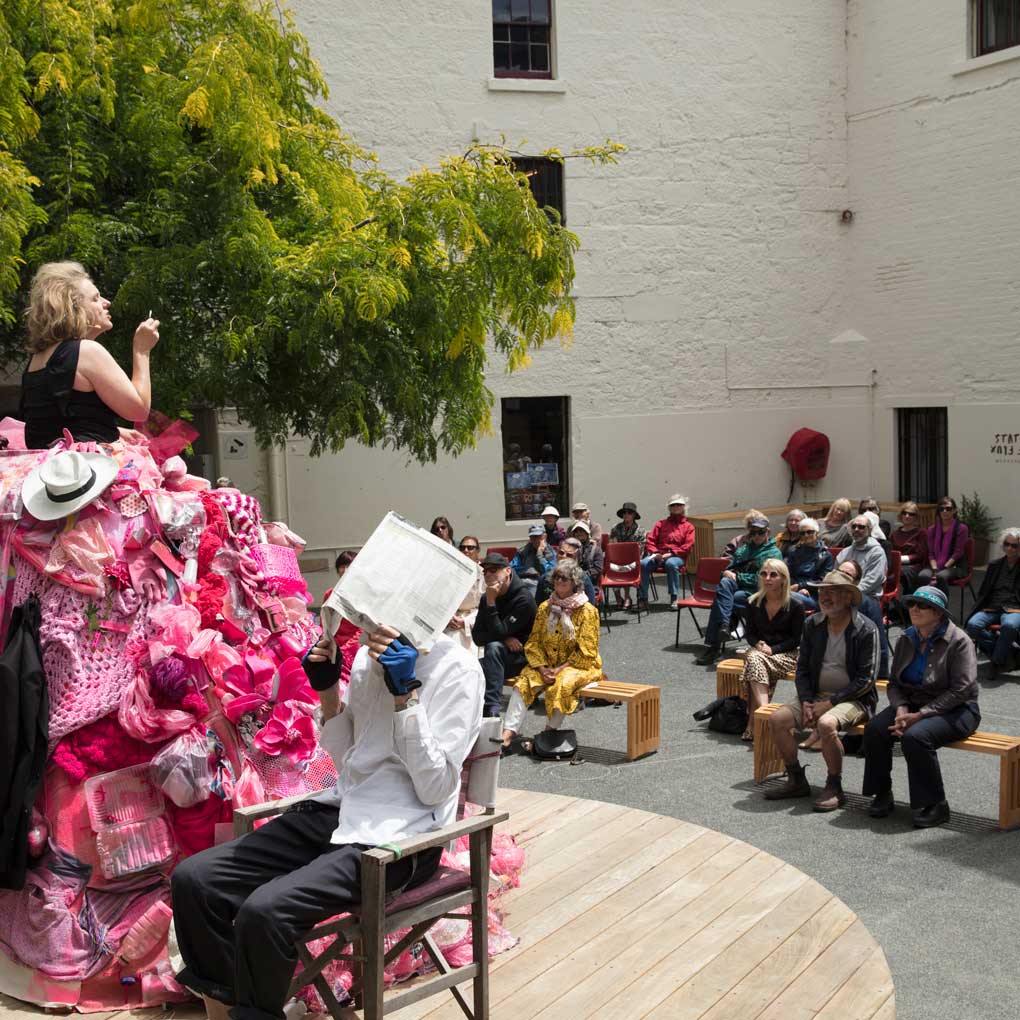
[
  {"xmin": 510, "ymin": 41, "xmax": 529, "ymax": 69},
  {"xmin": 511, "ymin": 0, "xmax": 531, "ymax": 21},
  {"xmin": 493, "ymin": 24, "xmax": 509, "ymax": 42},
  {"xmin": 531, "ymin": 44, "xmax": 549, "ymax": 71},
  {"xmin": 529, "ymin": 25, "xmax": 549, "ymax": 44},
  {"xmin": 492, "ymin": 0, "xmax": 511, "ymax": 22},
  {"xmin": 531, "ymin": 0, "xmax": 550, "ymax": 23},
  {"xmin": 501, "ymin": 396, "xmax": 570, "ymax": 522},
  {"xmin": 493, "ymin": 41, "xmax": 510, "ymax": 69},
  {"xmin": 510, "ymin": 24, "xmax": 529, "ymax": 42}
]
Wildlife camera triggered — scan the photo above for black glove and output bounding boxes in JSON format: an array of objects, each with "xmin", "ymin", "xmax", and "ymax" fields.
[{"xmin": 302, "ymin": 644, "xmax": 344, "ymax": 692}]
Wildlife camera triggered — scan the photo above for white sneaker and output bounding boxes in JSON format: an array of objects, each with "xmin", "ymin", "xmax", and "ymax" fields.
[{"xmin": 669, "ymin": 599, "xmax": 679, "ymax": 610}]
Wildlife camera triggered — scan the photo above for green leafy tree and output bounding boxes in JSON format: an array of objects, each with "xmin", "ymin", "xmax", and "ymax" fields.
[{"xmin": 0, "ymin": 0, "xmax": 622, "ymax": 456}]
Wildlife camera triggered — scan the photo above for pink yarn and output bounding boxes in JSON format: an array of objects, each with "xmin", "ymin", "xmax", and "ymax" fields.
[
  {"xmin": 150, "ymin": 655, "xmax": 190, "ymax": 704},
  {"xmin": 51, "ymin": 715, "xmax": 155, "ymax": 783}
]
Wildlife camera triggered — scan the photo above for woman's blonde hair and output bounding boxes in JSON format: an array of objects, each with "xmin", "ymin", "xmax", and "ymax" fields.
[
  {"xmin": 825, "ymin": 497, "xmax": 851, "ymax": 522},
  {"xmin": 898, "ymin": 501, "xmax": 919, "ymax": 522},
  {"xmin": 743, "ymin": 508, "xmax": 766, "ymax": 528},
  {"xmin": 748, "ymin": 557, "xmax": 790, "ymax": 608},
  {"xmin": 24, "ymin": 262, "xmax": 93, "ymax": 353}
]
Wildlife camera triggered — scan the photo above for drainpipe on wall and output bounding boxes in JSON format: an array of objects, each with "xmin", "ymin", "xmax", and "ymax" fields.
[{"xmin": 266, "ymin": 442, "xmax": 288, "ymax": 523}]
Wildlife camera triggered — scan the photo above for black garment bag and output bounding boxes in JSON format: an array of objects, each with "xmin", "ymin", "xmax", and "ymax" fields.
[{"xmin": 0, "ymin": 595, "xmax": 48, "ymax": 890}]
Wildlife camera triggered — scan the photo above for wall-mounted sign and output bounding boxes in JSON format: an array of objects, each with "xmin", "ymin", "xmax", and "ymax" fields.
[{"xmin": 990, "ymin": 433, "xmax": 1020, "ymax": 464}]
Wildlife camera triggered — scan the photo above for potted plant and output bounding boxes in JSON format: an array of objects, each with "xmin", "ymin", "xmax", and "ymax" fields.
[{"xmin": 958, "ymin": 492, "xmax": 1000, "ymax": 566}]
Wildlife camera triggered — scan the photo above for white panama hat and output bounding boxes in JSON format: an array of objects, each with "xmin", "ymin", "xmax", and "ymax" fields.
[{"xmin": 22, "ymin": 450, "xmax": 119, "ymax": 521}]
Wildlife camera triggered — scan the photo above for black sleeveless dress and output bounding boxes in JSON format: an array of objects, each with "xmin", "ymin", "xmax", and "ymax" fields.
[{"xmin": 19, "ymin": 340, "xmax": 121, "ymax": 449}]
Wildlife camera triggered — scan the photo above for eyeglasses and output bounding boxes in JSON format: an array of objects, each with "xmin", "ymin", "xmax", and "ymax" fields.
[
  {"xmin": 939, "ymin": 506, "xmax": 955, "ymax": 513},
  {"xmin": 481, "ymin": 565, "xmax": 503, "ymax": 574},
  {"xmin": 458, "ymin": 544, "xmax": 478, "ymax": 551},
  {"xmin": 748, "ymin": 528, "xmax": 767, "ymax": 536},
  {"xmin": 1004, "ymin": 541, "xmax": 1020, "ymax": 549},
  {"xmin": 759, "ymin": 570, "xmax": 781, "ymax": 578},
  {"xmin": 901, "ymin": 511, "xmax": 917, "ymax": 517},
  {"xmin": 851, "ymin": 523, "xmax": 869, "ymax": 530}
]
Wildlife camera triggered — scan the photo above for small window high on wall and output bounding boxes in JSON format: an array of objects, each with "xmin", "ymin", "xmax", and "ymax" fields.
[
  {"xmin": 974, "ymin": 0, "xmax": 1020, "ymax": 56},
  {"xmin": 501, "ymin": 396, "xmax": 569, "ymax": 521},
  {"xmin": 897, "ymin": 407, "xmax": 948, "ymax": 503},
  {"xmin": 492, "ymin": 0, "xmax": 553, "ymax": 78},
  {"xmin": 514, "ymin": 157, "xmax": 565, "ymax": 224}
]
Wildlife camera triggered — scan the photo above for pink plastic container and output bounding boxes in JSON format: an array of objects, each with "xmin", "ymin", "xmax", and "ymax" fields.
[
  {"xmin": 95, "ymin": 817, "xmax": 175, "ymax": 879},
  {"xmin": 85, "ymin": 764, "xmax": 164, "ymax": 829}
]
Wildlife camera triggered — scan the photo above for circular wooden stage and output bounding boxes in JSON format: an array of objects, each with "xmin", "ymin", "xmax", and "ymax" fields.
[{"xmin": 393, "ymin": 788, "xmax": 895, "ymax": 1020}]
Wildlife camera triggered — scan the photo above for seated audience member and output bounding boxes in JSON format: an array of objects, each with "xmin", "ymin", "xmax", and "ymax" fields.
[
  {"xmin": 836, "ymin": 516, "xmax": 888, "ymax": 599},
  {"xmin": 764, "ymin": 571, "xmax": 879, "ymax": 811},
  {"xmin": 890, "ymin": 501, "xmax": 928, "ymax": 595},
  {"xmin": 541, "ymin": 505, "xmax": 566, "ymax": 548},
  {"xmin": 738, "ymin": 559, "xmax": 805, "ymax": 742},
  {"xmin": 568, "ymin": 519, "xmax": 604, "ymax": 591},
  {"xmin": 696, "ymin": 516, "xmax": 781, "ymax": 664},
  {"xmin": 510, "ymin": 523, "xmax": 556, "ymax": 596},
  {"xmin": 570, "ymin": 501, "xmax": 603, "ymax": 543},
  {"xmin": 430, "ymin": 515, "xmax": 454, "ymax": 545},
  {"xmin": 776, "ymin": 509, "xmax": 806, "ymax": 553},
  {"xmin": 862, "ymin": 509, "xmax": 890, "ymax": 551},
  {"xmin": 917, "ymin": 496, "xmax": 970, "ymax": 593},
  {"xmin": 724, "ymin": 508, "xmax": 768, "ymax": 559},
  {"xmin": 785, "ymin": 518, "xmax": 834, "ymax": 607},
  {"xmin": 834, "ymin": 559, "xmax": 891, "ymax": 678},
  {"xmin": 446, "ymin": 535, "xmax": 484, "ymax": 655},
  {"xmin": 501, "ymin": 560, "xmax": 602, "ymax": 753},
  {"xmin": 639, "ymin": 494, "xmax": 695, "ymax": 610},
  {"xmin": 472, "ymin": 552, "xmax": 538, "ymax": 717},
  {"xmin": 858, "ymin": 498, "xmax": 892, "ymax": 539},
  {"xmin": 535, "ymin": 537, "xmax": 596, "ymax": 603},
  {"xmin": 863, "ymin": 586, "xmax": 979, "ymax": 827},
  {"xmin": 609, "ymin": 500, "xmax": 647, "ymax": 609},
  {"xmin": 817, "ymin": 498, "xmax": 852, "ymax": 548},
  {"xmin": 965, "ymin": 528, "xmax": 1020, "ymax": 675},
  {"xmin": 173, "ymin": 621, "xmax": 483, "ymax": 1020}
]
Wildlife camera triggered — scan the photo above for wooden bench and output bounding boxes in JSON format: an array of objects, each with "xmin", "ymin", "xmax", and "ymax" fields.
[
  {"xmin": 582, "ymin": 677, "xmax": 660, "ymax": 760},
  {"xmin": 716, "ymin": 658, "xmax": 888, "ymax": 701},
  {"xmin": 751, "ymin": 700, "xmax": 1020, "ymax": 830}
]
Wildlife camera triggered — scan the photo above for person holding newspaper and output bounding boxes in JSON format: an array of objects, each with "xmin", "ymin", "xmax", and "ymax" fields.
[{"xmin": 172, "ymin": 621, "xmax": 484, "ymax": 1020}]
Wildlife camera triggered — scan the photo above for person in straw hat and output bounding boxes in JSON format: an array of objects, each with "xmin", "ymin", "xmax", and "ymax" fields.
[
  {"xmin": 639, "ymin": 494, "xmax": 694, "ymax": 611},
  {"xmin": 609, "ymin": 500, "xmax": 646, "ymax": 609},
  {"xmin": 862, "ymin": 585, "xmax": 980, "ymax": 828},
  {"xmin": 763, "ymin": 569, "xmax": 880, "ymax": 812}
]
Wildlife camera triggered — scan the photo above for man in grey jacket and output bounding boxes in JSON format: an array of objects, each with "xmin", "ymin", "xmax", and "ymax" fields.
[{"xmin": 836, "ymin": 516, "xmax": 888, "ymax": 599}]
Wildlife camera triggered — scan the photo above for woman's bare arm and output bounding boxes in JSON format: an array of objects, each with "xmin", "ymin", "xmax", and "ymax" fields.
[{"xmin": 77, "ymin": 320, "xmax": 158, "ymax": 421}]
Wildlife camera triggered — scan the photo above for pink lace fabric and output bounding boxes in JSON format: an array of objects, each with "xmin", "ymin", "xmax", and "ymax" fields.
[{"xmin": 10, "ymin": 562, "xmax": 155, "ymax": 749}]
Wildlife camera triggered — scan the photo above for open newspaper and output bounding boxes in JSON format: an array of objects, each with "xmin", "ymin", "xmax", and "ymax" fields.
[{"xmin": 320, "ymin": 512, "xmax": 478, "ymax": 655}]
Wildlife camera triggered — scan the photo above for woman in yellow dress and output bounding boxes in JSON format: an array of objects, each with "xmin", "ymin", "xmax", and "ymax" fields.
[{"xmin": 500, "ymin": 559, "xmax": 603, "ymax": 752}]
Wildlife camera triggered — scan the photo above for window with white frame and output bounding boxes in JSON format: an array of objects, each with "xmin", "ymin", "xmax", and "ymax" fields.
[{"xmin": 492, "ymin": 0, "xmax": 553, "ymax": 78}]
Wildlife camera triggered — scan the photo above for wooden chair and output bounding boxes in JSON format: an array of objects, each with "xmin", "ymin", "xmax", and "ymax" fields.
[
  {"xmin": 233, "ymin": 718, "xmax": 508, "ymax": 1020},
  {"xmin": 948, "ymin": 538, "xmax": 977, "ymax": 619},
  {"xmin": 673, "ymin": 557, "xmax": 728, "ymax": 646},
  {"xmin": 601, "ymin": 541, "xmax": 642, "ymax": 625}
]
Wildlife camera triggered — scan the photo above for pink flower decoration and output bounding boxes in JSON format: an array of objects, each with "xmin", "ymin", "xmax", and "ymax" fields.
[{"xmin": 254, "ymin": 703, "xmax": 317, "ymax": 762}]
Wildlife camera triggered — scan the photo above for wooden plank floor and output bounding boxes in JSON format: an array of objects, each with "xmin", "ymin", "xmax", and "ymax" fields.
[{"xmin": 0, "ymin": 788, "xmax": 894, "ymax": 1020}]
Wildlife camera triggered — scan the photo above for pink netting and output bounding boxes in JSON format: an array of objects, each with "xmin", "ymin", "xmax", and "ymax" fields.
[
  {"xmin": 244, "ymin": 745, "xmax": 338, "ymax": 800},
  {"xmin": 10, "ymin": 561, "xmax": 156, "ymax": 749}
]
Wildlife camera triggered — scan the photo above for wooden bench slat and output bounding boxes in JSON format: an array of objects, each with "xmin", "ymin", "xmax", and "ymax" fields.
[{"xmin": 580, "ymin": 679, "xmax": 661, "ymax": 761}]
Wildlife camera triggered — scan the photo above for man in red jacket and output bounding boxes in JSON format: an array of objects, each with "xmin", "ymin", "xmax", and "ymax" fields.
[{"xmin": 638, "ymin": 494, "xmax": 695, "ymax": 609}]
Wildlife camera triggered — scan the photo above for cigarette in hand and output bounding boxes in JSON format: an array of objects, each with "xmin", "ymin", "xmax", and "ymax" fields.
[{"xmin": 148, "ymin": 309, "xmax": 153, "ymax": 318}]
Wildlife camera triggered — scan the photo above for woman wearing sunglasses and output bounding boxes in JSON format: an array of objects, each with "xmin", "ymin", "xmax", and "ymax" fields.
[
  {"xmin": 737, "ymin": 559, "xmax": 805, "ymax": 741},
  {"xmin": 444, "ymin": 536, "xmax": 485, "ymax": 655},
  {"xmin": 917, "ymin": 497, "xmax": 969, "ymax": 593},
  {"xmin": 890, "ymin": 501, "xmax": 928, "ymax": 595}
]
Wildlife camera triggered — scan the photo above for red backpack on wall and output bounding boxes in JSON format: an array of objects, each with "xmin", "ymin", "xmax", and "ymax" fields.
[{"xmin": 782, "ymin": 428, "xmax": 830, "ymax": 481}]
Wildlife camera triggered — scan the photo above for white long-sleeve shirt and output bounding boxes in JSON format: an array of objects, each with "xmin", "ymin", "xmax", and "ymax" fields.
[{"xmin": 315, "ymin": 636, "xmax": 484, "ymax": 846}]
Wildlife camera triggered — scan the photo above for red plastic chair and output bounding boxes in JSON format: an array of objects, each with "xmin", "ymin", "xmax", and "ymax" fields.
[
  {"xmin": 601, "ymin": 542, "xmax": 642, "ymax": 623},
  {"xmin": 948, "ymin": 538, "xmax": 977, "ymax": 619},
  {"xmin": 880, "ymin": 549, "xmax": 902, "ymax": 632},
  {"xmin": 674, "ymin": 557, "xmax": 728, "ymax": 647},
  {"xmin": 486, "ymin": 545, "xmax": 518, "ymax": 561}
]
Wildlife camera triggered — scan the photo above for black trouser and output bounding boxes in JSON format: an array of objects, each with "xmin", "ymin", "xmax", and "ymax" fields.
[
  {"xmin": 862, "ymin": 702, "xmax": 980, "ymax": 808},
  {"xmin": 915, "ymin": 565, "xmax": 964, "ymax": 593},
  {"xmin": 480, "ymin": 641, "xmax": 526, "ymax": 717},
  {"xmin": 172, "ymin": 801, "xmax": 441, "ymax": 1020}
]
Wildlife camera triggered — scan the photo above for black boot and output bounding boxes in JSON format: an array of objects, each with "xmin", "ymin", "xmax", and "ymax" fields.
[
  {"xmin": 694, "ymin": 644, "xmax": 721, "ymax": 666},
  {"xmin": 912, "ymin": 800, "xmax": 950, "ymax": 828},
  {"xmin": 764, "ymin": 762, "xmax": 810, "ymax": 799}
]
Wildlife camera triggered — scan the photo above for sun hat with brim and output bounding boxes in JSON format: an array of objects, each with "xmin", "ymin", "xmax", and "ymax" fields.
[
  {"xmin": 903, "ymin": 585, "xmax": 950, "ymax": 615},
  {"xmin": 616, "ymin": 501, "xmax": 641, "ymax": 520},
  {"xmin": 813, "ymin": 570, "xmax": 863, "ymax": 606},
  {"xmin": 571, "ymin": 502, "xmax": 589, "ymax": 513},
  {"xmin": 541, "ymin": 506, "xmax": 560, "ymax": 518},
  {"xmin": 667, "ymin": 494, "xmax": 687, "ymax": 506},
  {"xmin": 22, "ymin": 450, "xmax": 118, "ymax": 521},
  {"xmin": 569, "ymin": 519, "xmax": 591, "ymax": 535}
]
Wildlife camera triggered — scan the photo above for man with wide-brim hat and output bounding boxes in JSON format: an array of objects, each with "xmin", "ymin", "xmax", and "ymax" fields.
[
  {"xmin": 609, "ymin": 502, "xmax": 646, "ymax": 610},
  {"xmin": 639, "ymin": 494, "xmax": 695, "ymax": 611},
  {"xmin": 861, "ymin": 584, "xmax": 980, "ymax": 828},
  {"xmin": 764, "ymin": 569, "xmax": 880, "ymax": 812},
  {"xmin": 22, "ymin": 449, "xmax": 118, "ymax": 521},
  {"xmin": 540, "ymin": 505, "xmax": 565, "ymax": 548}
]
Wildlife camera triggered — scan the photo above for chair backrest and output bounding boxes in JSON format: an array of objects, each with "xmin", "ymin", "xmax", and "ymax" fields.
[
  {"xmin": 602, "ymin": 541, "xmax": 641, "ymax": 584},
  {"xmin": 827, "ymin": 546, "xmax": 844, "ymax": 559},
  {"xmin": 692, "ymin": 557, "xmax": 728, "ymax": 601},
  {"xmin": 487, "ymin": 545, "xmax": 518, "ymax": 561},
  {"xmin": 882, "ymin": 549, "xmax": 902, "ymax": 601},
  {"xmin": 463, "ymin": 716, "xmax": 502, "ymax": 813}
]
